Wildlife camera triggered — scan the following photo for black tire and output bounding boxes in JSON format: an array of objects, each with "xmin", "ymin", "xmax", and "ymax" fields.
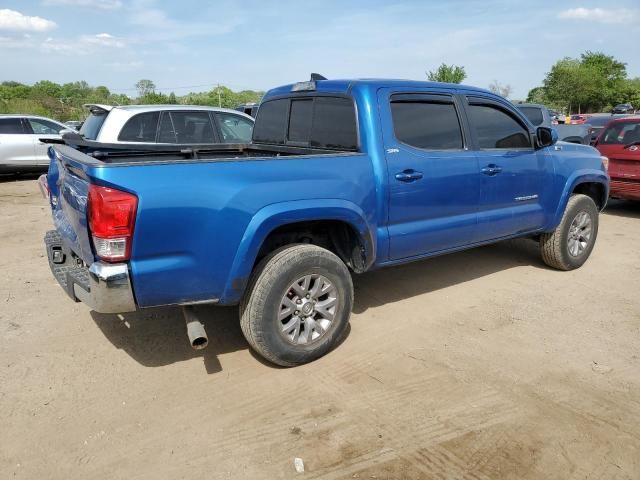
[
  {"xmin": 240, "ymin": 244, "xmax": 353, "ymax": 367},
  {"xmin": 540, "ymin": 194, "xmax": 599, "ymax": 271}
]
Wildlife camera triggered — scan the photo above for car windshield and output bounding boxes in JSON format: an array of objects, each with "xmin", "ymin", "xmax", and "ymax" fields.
[
  {"xmin": 79, "ymin": 110, "xmax": 108, "ymax": 140},
  {"xmin": 570, "ymin": 115, "xmax": 583, "ymax": 120},
  {"xmin": 600, "ymin": 122, "xmax": 640, "ymax": 145},
  {"xmin": 517, "ymin": 106, "xmax": 544, "ymax": 126}
]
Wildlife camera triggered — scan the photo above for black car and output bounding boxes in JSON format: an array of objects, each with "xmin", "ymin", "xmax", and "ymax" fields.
[{"xmin": 612, "ymin": 103, "xmax": 634, "ymax": 115}]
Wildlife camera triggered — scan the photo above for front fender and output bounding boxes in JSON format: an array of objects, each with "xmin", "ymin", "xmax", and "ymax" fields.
[
  {"xmin": 220, "ymin": 199, "xmax": 376, "ymax": 304},
  {"xmin": 549, "ymin": 169, "xmax": 609, "ymax": 229}
]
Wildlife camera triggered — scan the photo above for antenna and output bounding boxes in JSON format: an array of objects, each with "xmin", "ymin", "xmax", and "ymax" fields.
[{"xmin": 310, "ymin": 73, "xmax": 327, "ymax": 81}]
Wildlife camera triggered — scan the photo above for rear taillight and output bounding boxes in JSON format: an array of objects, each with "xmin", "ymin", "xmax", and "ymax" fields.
[{"xmin": 88, "ymin": 185, "xmax": 138, "ymax": 262}]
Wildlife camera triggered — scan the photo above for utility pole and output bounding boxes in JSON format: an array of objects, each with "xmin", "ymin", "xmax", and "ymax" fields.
[{"xmin": 217, "ymin": 83, "xmax": 221, "ymax": 107}]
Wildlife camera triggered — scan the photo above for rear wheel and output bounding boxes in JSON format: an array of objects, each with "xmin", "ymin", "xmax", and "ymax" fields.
[
  {"xmin": 540, "ymin": 194, "xmax": 598, "ymax": 271},
  {"xmin": 240, "ymin": 244, "xmax": 353, "ymax": 366}
]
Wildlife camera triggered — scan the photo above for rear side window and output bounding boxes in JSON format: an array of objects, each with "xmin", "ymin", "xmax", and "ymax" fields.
[
  {"xmin": 468, "ymin": 104, "xmax": 531, "ymax": 149},
  {"xmin": 216, "ymin": 112, "xmax": 253, "ymax": 143},
  {"xmin": 391, "ymin": 98, "xmax": 463, "ymax": 149},
  {"xmin": 0, "ymin": 118, "xmax": 25, "ymax": 134},
  {"xmin": 28, "ymin": 118, "xmax": 65, "ymax": 135},
  {"xmin": 252, "ymin": 99, "xmax": 288, "ymax": 145},
  {"xmin": 80, "ymin": 111, "xmax": 107, "ymax": 140},
  {"xmin": 517, "ymin": 106, "xmax": 544, "ymax": 127},
  {"xmin": 170, "ymin": 111, "xmax": 215, "ymax": 143},
  {"xmin": 118, "ymin": 112, "xmax": 160, "ymax": 142},
  {"xmin": 157, "ymin": 113, "xmax": 176, "ymax": 143}
]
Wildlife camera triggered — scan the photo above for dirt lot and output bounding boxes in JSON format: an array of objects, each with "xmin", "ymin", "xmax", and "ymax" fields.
[{"xmin": 1, "ymin": 177, "xmax": 639, "ymax": 480}]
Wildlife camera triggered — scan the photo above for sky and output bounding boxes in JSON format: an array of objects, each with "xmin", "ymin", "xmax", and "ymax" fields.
[{"xmin": 0, "ymin": 0, "xmax": 639, "ymax": 99}]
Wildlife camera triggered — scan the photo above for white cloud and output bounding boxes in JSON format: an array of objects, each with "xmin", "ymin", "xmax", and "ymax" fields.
[
  {"xmin": 42, "ymin": 32, "xmax": 125, "ymax": 54},
  {"xmin": 0, "ymin": 9, "xmax": 56, "ymax": 32},
  {"xmin": 558, "ymin": 7, "xmax": 639, "ymax": 24},
  {"xmin": 82, "ymin": 32, "xmax": 125, "ymax": 48},
  {"xmin": 41, "ymin": 0, "xmax": 122, "ymax": 9}
]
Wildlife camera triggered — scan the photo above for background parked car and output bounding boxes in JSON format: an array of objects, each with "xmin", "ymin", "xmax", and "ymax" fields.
[
  {"xmin": 594, "ymin": 116, "xmax": 640, "ymax": 200},
  {"xmin": 570, "ymin": 114, "xmax": 587, "ymax": 124},
  {"xmin": 80, "ymin": 104, "xmax": 254, "ymax": 145},
  {"xmin": 515, "ymin": 104, "xmax": 591, "ymax": 145},
  {"xmin": 612, "ymin": 103, "xmax": 634, "ymax": 115},
  {"xmin": 234, "ymin": 103, "xmax": 259, "ymax": 118},
  {"xmin": 0, "ymin": 115, "xmax": 69, "ymax": 173}
]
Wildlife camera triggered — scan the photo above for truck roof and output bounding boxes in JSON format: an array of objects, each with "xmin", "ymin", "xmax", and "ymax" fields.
[{"xmin": 264, "ymin": 78, "xmax": 499, "ymax": 99}]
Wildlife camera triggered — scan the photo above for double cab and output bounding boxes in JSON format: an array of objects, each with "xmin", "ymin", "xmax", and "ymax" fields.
[{"xmin": 42, "ymin": 78, "xmax": 609, "ymax": 366}]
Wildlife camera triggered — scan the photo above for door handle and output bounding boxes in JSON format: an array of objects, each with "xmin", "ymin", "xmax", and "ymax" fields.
[
  {"xmin": 395, "ymin": 170, "xmax": 423, "ymax": 182},
  {"xmin": 481, "ymin": 164, "xmax": 502, "ymax": 176}
]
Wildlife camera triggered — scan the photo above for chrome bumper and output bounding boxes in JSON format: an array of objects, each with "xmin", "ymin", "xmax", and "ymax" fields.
[{"xmin": 45, "ymin": 230, "xmax": 137, "ymax": 313}]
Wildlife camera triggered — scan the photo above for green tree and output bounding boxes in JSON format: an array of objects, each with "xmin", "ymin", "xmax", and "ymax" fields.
[
  {"xmin": 135, "ymin": 79, "xmax": 156, "ymax": 97},
  {"xmin": 167, "ymin": 92, "xmax": 177, "ymax": 104},
  {"xmin": 427, "ymin": 64, "xmax": 466, "ymax": 84}
]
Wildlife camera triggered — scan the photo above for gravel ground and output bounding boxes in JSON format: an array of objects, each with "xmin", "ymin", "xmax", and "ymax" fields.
[{"xmin": 1, "ymin": 177, "xmax": 639, "ymax": 479}]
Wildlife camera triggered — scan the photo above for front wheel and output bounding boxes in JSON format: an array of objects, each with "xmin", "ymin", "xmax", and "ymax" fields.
[
  {"xmin": 540, "ymin": 194, "xmax": 599, "ymax": 271},
  {"xmin": 240, "ymin": 244, "xmax": 353, "ymax": 367}
]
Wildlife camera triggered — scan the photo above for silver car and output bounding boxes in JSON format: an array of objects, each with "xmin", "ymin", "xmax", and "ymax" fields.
[
  {"xmin": 0, "ymin": 115, "xmax": 69, "ymax": 173},
  {"xmin": 80, "ymin": 104, "xmax": 254, "ymax": 145}
]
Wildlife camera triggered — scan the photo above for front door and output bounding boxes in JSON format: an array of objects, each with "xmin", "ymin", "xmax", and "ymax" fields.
[
  {"xmin": 462, "ymin": 96, "xmax": 552, "ymax": 240},
  {"xmin": 379, "ymin": 89, "xmax": 481, "ymax": 260}
]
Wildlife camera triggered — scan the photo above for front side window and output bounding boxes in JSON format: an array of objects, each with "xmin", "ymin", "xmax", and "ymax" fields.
[
  {"xmin": 118, "ymin": 112, "xmax": 160, "ymax": 142},
  {"xmin": 216, "ymin": 113, "xmax": 253, "ymax": 143},
  {"xmin": 170, "ymin": 111, "xmax": 215, "ymax": 144},
  {"xmin": 28, "ymin": 118, "xmax": 65, "ymax": 135},
  {"xmin": 468, "ymin": 104, "xmax": 531, "ymax": 149},
  {"xmin": 391, "ymin": 98, "xmax": 463, "ymax": 149},
  {"xmin": 600, "ymin": 123, "xmax": 640, "ymax": 145},
  {"xmin": 0, "ymin": 118, "xmax": 26, "ymax": 134}
]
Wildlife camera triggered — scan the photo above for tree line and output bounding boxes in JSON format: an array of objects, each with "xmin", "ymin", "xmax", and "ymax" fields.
[
  {"xmin": 0, "ymin": 79, "xmax": 263, "ymax": 122},
  {"xmin": 428, "ymin": 51, "xmax": 639, "ymax": 114}
]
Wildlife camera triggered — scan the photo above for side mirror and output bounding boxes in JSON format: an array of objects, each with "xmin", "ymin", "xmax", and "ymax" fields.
[{"xmin": 536, "ymin": 126, "xmax": 557, "ymax": 148}]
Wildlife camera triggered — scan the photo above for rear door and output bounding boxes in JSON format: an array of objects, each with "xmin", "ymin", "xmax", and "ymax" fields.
[
  {"xmin": 0, "ymin": 117, "xmax": 35, "ymax": 166},
  {"xmin": 462, "ymin": 95, "xmax": 552, "ymax": 240},
  {"xmin": 379, "ymin": 89, "xmax": 481, "ymax": 260}
]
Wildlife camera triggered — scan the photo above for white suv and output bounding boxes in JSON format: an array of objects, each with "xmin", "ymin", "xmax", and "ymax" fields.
[
  {"xmin": 80, "ymin": 104, "xmax": 254, "ymax": 146},
  {"xmin": 0, "ymin": 115, "xmax": 69, "ymax": 173}
]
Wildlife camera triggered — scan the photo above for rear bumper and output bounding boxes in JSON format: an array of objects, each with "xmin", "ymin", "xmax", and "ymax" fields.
[
  {"xmin": 610, "ymin": 179, "xmax": 640, "ymax": 200},
  {"xmin": 44, "ymin": 230, "xmax": 137, "ymax": 313}
]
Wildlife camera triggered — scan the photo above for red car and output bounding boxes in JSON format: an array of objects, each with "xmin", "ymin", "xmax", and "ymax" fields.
[
  {"xmin": 570, "ymin": 114, "xmax": 587, "ymax": 124},
  {"xmin": 594, "ymin": 117, "xmax": 640, "ymax": 200}
]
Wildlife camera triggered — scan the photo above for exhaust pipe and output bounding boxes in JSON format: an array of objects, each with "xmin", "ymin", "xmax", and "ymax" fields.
[{"xmin": 183, "ymin": 306, "xmax": 208, "ymax": 350}]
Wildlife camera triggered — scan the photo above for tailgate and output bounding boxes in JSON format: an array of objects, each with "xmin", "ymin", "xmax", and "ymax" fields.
[{"xmin": 46, "ymin": 146, "xmax": 95, "ymax": 265}]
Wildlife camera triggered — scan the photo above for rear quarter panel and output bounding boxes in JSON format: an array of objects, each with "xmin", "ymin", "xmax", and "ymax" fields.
[{"xmin": 88, "ymin": 154, "xmax": 377, "ymax": 307}]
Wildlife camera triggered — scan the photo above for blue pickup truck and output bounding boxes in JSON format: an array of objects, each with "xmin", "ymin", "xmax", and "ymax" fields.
[{"xmin": 42, "ymin": 77, "xmax": 609, "ymax": 366}]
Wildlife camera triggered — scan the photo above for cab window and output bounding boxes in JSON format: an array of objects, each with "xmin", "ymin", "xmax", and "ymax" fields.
[{"xmin": 468, "ymin": 103, "xmax": 531, "ymax": 149}]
